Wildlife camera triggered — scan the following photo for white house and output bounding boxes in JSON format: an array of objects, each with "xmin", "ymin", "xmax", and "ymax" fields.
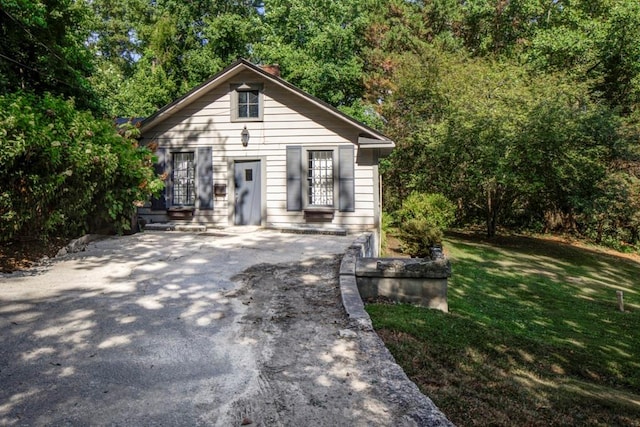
[{"xmin": 137, "ymin": 59, "xmax": 394, "ymax": 234}]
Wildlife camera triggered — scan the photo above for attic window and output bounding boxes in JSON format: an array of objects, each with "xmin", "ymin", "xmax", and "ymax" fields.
[{"xmin": 231, "ymin": 83, "xmax": 263, "ymax": 122}]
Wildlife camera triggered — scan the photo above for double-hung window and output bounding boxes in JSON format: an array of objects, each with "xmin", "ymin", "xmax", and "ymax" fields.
[
  {"xmin": 307, "ymin": 150, "xmax": 334, "ymax": 206},
  {"xmin": 150, "ymin": 147, "xmax": 214, "ymax": 211},
  {"xmin": 172, "ymin": 152, "xmax": 195, "ymax": 206}
]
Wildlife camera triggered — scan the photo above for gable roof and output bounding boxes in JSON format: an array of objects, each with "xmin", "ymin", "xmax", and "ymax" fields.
[{"xmin": 140, "ymin": 58, "xmax": 394, "ymax": 150}]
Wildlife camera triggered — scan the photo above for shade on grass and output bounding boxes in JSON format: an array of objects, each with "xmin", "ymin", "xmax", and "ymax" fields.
[{"xmin": 367, "ymin": 233, "xmax": 640, "ymax": 426}]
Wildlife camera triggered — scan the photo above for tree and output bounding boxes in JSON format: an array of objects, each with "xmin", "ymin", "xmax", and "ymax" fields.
[
  {"xmin": 253, "ymin": 0, "xmax": 370, "ymax": 107},
  {"xmin": 381, "ymin": 49, "xmax": 619, "ymax": 238},
  {"xmin": 1, "ymin": 1, "xmax": 164, "ymax": 241},
  {"xmin": 88, "ymin": 0, "xmax": 264, "ymax": 116},
  {"xmin": 0, "ymin": 0, "xmax": 99, "ymax": 110}
]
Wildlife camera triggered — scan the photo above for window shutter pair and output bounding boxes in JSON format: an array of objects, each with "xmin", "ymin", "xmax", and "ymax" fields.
[
  {"xmin": 286, "ymin": 145, "xmax": 355, "ymax": 212},
  {"xmin": 150, "ymin": 147, "xmax": 214, "ymax": 210}
]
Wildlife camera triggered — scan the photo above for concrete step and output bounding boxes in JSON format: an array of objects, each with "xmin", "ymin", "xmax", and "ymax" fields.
[
  {"xmin": 144, "ymin": 223, "xmax": 207, "ymax": 232},
  {"xmin": 278, "ymin": 226, "xmax": 348, "ymax": 236}
]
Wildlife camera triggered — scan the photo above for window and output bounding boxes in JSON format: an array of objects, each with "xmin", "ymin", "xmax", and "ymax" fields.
[
  {"xmin": 172, "ymin": 152, "xmax": 195, "ymax": 206},
  {"xmin": 238, "ymin": 90, "xmax": 259, "ymax": 119},
  {"xmin": 287, "ymin": 145, "xmax": 354, "ymax": 213},
  {"xmin": 307, "ymin": 150, "xmax": 334, "ymax": 206},
  {"xmin": 150, "ymin": 147, "xmax": 214, "ymax": 210},
  {"xmin": 231, "ymin": 83, "xmax": 263, "ymax": 121}
]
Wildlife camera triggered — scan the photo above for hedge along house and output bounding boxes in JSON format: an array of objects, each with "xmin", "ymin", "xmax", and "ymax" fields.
[{"xmin": 137, "ymin": 59, "xmax": 394, "ymax": 235}]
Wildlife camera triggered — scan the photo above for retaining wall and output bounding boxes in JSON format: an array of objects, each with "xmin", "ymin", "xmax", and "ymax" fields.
[{"xmin": 339, "ymin": 233, "xmax": 451, "ymax": 330}]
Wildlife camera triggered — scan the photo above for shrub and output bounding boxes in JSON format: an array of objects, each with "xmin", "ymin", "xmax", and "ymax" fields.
[
  {"xmin": 398, "ymin": 218, "xmax": 444, "ymax": 258},
  {"xmin": 396, "ymin": 192, "xmax": 456, "ymax": 229},
  {"xmin": 380, "ymin": 211, "xmax": 394, "ymax": 255},
  {"xmin": 0, "ymin": 92, "xmax": 162, "ymax": 242},
  {"xmin": 396, "ymin": 192, "xmax": 455, "ymax": 257}
]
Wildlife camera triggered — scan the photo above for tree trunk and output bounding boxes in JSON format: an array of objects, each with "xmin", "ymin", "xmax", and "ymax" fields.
[
  {"xmin": 486, "ymin": 188, "xmax": 497, "ymax": 238},
  {"xmin": 487, "ymin": 209, "xmax": 497, "ymax": 238}
]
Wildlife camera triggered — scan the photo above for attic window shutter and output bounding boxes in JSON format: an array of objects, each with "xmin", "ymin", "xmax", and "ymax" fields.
[
  {"xmin": 151, "ymin": 148, "xmax": 167, "ymax": 210},
  {"xmin": 338, "ymin": 145, "xmax": 355, "ymax": 212},
  {"xmin": 197, "ymin": 147, "xmax": 214, "ymax": 209},
  {"xmin": 286, "ymin": 145, "xmax": 302, "ymax": 211}
]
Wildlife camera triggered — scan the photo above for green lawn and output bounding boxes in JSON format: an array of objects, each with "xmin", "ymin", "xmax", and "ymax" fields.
[{"xmin": 367, "ymin": 232, "xmax": 640, "ymax": 426}]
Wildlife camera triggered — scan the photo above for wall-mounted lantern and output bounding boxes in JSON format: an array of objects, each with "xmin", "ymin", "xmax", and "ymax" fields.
[{"xmin": 241, "ymin": 125, "xmax": 250, "ymax": 147}]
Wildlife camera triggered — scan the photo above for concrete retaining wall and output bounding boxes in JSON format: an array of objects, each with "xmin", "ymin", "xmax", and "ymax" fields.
[
  {"xmin": 356, "ymin": 257, "xmax": 450, "ymax": 312},
  {"xmin": 338, "ymin": 232, "xmax": 454, "ymax": 426},
  {"xmin": 339, "ymin": 233, "xmax": 377, "ymax": 330},
  {"xmin": 339, "ymin": 233, "xmax": 451, "ymax": 328}
]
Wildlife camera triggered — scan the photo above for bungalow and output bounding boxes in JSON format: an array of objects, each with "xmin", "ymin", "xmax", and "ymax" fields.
[{"xmin": 137, "ymin": 59, "xmax": 394, "ymax": 235}]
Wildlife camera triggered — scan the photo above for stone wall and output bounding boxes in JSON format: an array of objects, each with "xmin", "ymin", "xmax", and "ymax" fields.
[
  {"xmin": 339, "ymin": 232, "xmax": 451, "ymax": 327},
  {"xmin": 339, "ymin": 233, "xmax": 377, "ymax": 330},
  {"xmin": 355, "ymin": 257, "xmax": 451, "ymax": 312},
  {"xmin": 338, "ymin": 232, "xmax": 455, "ymax": 426}
]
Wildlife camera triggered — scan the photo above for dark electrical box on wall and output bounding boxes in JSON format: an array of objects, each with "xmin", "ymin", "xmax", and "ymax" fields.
[{"xmin": 214, "ymin": 183, "xmax": 227, "ymax": 197}]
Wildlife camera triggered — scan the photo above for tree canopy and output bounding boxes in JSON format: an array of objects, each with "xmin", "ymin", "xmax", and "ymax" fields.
[
  {"xmin": 1, "ymin": 0, "xmax": 98, "ymax": 110},
  {"xmin": 2, "ymin": 0, "xmax": 640, "ymax": 247}
]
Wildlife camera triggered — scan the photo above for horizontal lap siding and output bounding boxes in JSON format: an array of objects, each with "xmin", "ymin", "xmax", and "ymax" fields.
[{"xmin": 143, "ymin": 74, "xmax": 379, "ymax": 231}]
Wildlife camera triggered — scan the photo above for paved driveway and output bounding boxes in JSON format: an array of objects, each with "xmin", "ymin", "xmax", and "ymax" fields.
[{"xmin": 0, "ymin": 230, "xmax": 354, "ymax": 425}]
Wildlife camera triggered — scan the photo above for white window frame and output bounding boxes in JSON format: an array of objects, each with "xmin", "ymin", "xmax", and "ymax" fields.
[
  {"xmin": 305, "ymin": 149, "xmax": 337, "ymax": 208},
  {"xmin": 230, "ymin": 83, "xmax": 264, "ymax": 122},
  {"xmin": 171, "ymin": 151, "xmax": 196, "ymax": 206}
]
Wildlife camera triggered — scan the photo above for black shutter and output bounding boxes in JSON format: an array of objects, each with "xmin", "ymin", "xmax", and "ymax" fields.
[
  {"xmin": 150, "ymin": 148, "xmax": 167, "ymax": 210},
  {"xmin": 197, "ymin": 147, "xmax": 214, "ymax": 210},
  {"xmin": 286, "ymin": 146, "xmax": 302, "ymax": 211},
  {"xmin": 338, "ymin": 145, "xmax": 355, "ymax": 212}
]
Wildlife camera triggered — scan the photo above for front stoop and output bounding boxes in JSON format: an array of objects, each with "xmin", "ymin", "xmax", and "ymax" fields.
[
  {"xmin": 142, "ymin": 223, "xmax": 349, "ymax": 236},
  {"xmin": 144, "ymin": 222, "xmax": 207, "ymax": 232},
  {"xmin": 278, "ymin": 225, "xmax": 348, "ymax": 236}
]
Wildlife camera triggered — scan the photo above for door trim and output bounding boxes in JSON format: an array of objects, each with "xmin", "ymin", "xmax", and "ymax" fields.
[{"xmin": 228, "ymin": 157, "xmax": 267, "ymax": 226}]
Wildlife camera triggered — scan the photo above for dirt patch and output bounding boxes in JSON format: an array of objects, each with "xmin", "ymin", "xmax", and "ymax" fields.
[
  {"xmin": 222, "ymin": 255, "xmax": 452, "ymax": 426},
  {"xmin": 0, "ymin": 238, "xmax": 69, "ymax": 273},
  {"xmin": 383, "ymin": 235, "xmax": 409, "ymax": 258}
]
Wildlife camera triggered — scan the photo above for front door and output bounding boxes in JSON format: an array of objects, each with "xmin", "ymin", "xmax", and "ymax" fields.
[{"xmin": 234, "ymin": 160, "xmax": 262, "ymax": 225}]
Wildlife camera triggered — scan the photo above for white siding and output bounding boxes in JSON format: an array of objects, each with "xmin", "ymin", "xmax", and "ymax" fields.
[{"xmin": 141, "ymin": 71, "xmax": 380, "ymax": 232}]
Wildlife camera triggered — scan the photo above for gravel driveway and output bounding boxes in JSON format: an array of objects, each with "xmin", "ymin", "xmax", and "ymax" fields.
[{"xmin": 0, "ymin": 230, "xmax": 450, "ymax": 426}]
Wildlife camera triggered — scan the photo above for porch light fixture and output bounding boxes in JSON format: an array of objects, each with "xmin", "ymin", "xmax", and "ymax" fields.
[{"xmin": 241, "ymin": 125, "xmax": 250, "ymax": 147}]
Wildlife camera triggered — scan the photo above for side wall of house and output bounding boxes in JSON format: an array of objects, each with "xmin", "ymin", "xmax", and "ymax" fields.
[{"xmin": 138, "ymin": 70, "xmax": 379, "ymax": 232}]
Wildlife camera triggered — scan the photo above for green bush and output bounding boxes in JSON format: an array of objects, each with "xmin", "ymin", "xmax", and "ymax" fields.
[
  {"xmin": 380, "ymin": 211, "xmax": 394, "ymax": 255},
  {"xmin": 398, "ymin": 218, "xmax": 444, "ymax": 258},
  {"xmin": 396, "ymin": 192, "xmax": 456, "ymax": 229},
  {"xmin": 395, "ymin": 192, "xmax": 455, "ymax": 257},
  {"xmin": 0, "ymin": 92, "xmax": 163, "ymax": 242}
]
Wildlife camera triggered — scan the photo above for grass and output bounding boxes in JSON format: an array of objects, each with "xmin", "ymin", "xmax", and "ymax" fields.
[{"xmin": 367, "ymin": 232, "xmax": 640, "ymax": 426}]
